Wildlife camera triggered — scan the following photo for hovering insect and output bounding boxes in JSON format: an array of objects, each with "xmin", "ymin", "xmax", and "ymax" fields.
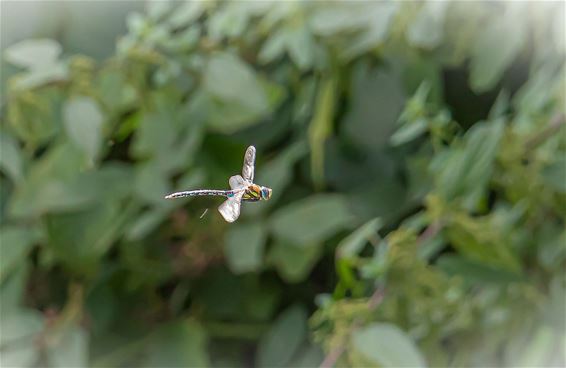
[{"xmin": 164, "ymin": 146, "xmax": 272, "ymax": 222}]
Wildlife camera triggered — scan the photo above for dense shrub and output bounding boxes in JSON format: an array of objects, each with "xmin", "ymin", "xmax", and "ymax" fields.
[{"xmin": 1, "ymin": 2, "xmax": 564, "ymax": 367}]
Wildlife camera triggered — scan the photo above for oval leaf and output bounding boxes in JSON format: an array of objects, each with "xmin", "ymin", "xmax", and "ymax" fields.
[
  {"xmin": 270, "ymin": 194, "xmax": 356, "ymax": 245},
  {"xmin": 337, "ymin": 218, "xmax": 382, "ymax": 259},
  {"xmin": 225, "ymin": 222, "xmax": 266, "ymax": 274},
  {"xmin": 63, "ymin": 97, "xmax": 104, "ymax": 161},
  {"xmin": 353, "ymin": 323, "xmax": 426, "ymax": 368},
  {"xmin": 256, "ymin": 305, "xmax": 307, "ymax": 368},
  {"xmin": 4, "ymin": 38, "xmax": 61, "ymax": 69},
  {"xmin": 0, "ymin": 131, "xmax": 24, "ymax": 183}
]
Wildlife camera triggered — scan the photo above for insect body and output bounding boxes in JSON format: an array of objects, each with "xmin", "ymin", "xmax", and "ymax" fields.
[{"xmin": 164, "ymin": 146, "xmax": 272, "ymax": 222}]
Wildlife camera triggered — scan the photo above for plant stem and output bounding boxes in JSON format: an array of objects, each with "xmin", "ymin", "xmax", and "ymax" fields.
[{"xmin": 525, "ymin": 112, "xmax": 565, "ymax": 152}]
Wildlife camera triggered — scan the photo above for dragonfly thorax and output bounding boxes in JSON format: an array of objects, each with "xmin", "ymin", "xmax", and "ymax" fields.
[{"xmin": 242, "ymin": 184, "xmax": 272, "ymax": 201}]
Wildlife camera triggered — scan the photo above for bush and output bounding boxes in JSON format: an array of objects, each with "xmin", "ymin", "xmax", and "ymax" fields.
[{"xmin": 1, "ymin": 2, "xmax": 564, "ymax": 367}]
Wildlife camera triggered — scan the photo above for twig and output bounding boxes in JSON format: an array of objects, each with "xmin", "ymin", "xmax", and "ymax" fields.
[
  {"xmin": 417, "ymin": 221, "xmax": 443, "ymax": 244},
  {"xmin": 319, "ymin": 345, "xmax": 346, "ymax": 368},
  {"xmin": 367, "ymin": 287, "xmax": 386, "ymax": 311},
  {"xmin": 525, "ymin": 112, "xmax": 565, "ymax": 152}
]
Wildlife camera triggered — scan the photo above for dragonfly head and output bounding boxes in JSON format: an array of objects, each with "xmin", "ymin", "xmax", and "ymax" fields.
[{"xmin": 260, "ymin": 186, "xmax": 272, "ymax": 200}]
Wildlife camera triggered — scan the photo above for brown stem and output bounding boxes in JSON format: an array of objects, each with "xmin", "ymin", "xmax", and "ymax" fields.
[
  {"xmin": 525, "ymin": 112, "xmax": 565, "ymax": 152},
  {"xmin": 319, "ymin": 345, "xmax": 346, "ymax": 368},
  {"xmin": 417, "ymin": 221, "xmax": 443, "ymax": 244}
]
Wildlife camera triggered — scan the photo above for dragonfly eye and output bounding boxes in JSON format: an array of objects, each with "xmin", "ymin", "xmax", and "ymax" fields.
[{"xmin": 261, "ymin": 187, "xmax": 272, "ymax": 200}]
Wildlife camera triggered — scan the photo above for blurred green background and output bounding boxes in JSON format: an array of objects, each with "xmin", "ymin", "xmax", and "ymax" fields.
[{"xmin": 1, "ymin": 1, "xmax": 564, "ymax": 367}]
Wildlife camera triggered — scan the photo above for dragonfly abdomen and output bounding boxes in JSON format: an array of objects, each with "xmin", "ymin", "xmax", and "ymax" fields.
[{"xmin": 165, "ymin": 189, "xmax": 233, "ymax": 199}]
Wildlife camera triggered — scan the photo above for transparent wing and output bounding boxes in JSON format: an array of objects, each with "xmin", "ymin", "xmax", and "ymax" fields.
[
  {"xmin": 242, "ymin": 146, "xmax": 256, "ymax": 182},
  {"xmin": 229, "ymin": 175, "xmax": 248, "ymax": 190},
  {"xmin": 218, "ymin": 191, "xmax": 244, "ymax": 223}
]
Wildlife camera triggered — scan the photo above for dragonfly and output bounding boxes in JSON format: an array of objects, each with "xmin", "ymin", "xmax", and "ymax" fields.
[{"xmin": 164, "ymin": 146, "xmax": 272, "ymax": 222}]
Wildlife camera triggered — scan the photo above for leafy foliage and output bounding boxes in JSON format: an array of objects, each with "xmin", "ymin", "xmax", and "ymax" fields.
[{"xmin": 1, "ymin": 1, "xmax": 564, "ymax": 367}]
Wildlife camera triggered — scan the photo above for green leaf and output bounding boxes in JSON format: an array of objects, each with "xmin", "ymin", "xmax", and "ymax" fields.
[
  {"xmin": 437, "ymin": 255, "xmax": 523, "ymax": 285},
  {"xmin": 203, "ymin": 52, "xmax": 267, "ymax": 117},
  {"xmin": 4, "ymin": 39, "xmax": 61, "ymax": 69},
  {"xmin": 127, "ymin": 171, "xmax": 203, "ymax": 241},
  {"xmin": 96, "ymin": 70, "xmax": 137, "ymax": 112},
  {"xmin": 469, "ymin": 5, "xmax": 526, "ymax": 92},
  {"xmin": 289, "ymin": 345, "xmax": 324, "ymax": 368},
  {"xmin": 537, "ymin": 226, "xmax": 566, "ymax": 269},
  {"xmin": 310, "ymin": 2, "xmax": 392, "ymax": 37},
  {"xmin": 63, "ymin": 96, "xmax": 105, "ymax": 162},
  {"xmin": 45, "ymin": 201, "xmax": 126, "ymax": 276},
  {"xmin": 542, "ymin": 157, "xmax": 566, "ymax": 193},
  {"xmin": 256, "ymin": 305, "xmax": 308, "ymax": 368},
  {"xmin": 344, "ymin": 63, "xmax": 405, "ymax": 151},
  {"xmin": 12, "ymin": 63, "xmax": 68, "ymax": 90},
  {"xmin": 47, "ymin": 326, "xmax": 89, "ymax": 368},
  {"xmin": 337, "ymin": 218, "xmax": 381, "ymax": 259},
  {"xmin": 205, "ymin": 95, "xmax": 266, "ymax": 134},
  {"xmin": 0, "ymin": 264, "xmax": 29, "ymax": 315},
  {"xmin": 390, "ymin": 118, "xmax": 428, "ymax": 146},
  {"xmin": 243, "ymin": 287, "xmax": 280, "ymax": 322},
  {"xmin": 268, "ymin": 242, "xmax": 322, "ymax": 283},
  {"xmin": 147, "ymin": 1, "xmax": 173, "ymax": 21},
  {"xmin": 203, "ymin": 67, "xmax": 284, "ymax": 132},
  {"xmin": 0, "ymin": 131, "xmax": 24, "ymax": 183},
  {"xmin": 0, "ymin": 309, "xmax": 44, "ymax": 367},
  {"xmin": 512, "ymin": 325, "xmax": 560, "ymax": 367},
  {"xmin": 85, "ymin": 284, "xmax": 118, "ymax": 335},
  {"xmin": 513, "ymin": 66, "xmax": 560, "ymax": 113},
  {"xmin": 435, "ymin": 119, "xmax": 504, "ymax": 206},
  {"xmin": 310, "ymin": 4, "xmax": 363, "ymax": 36},
  {"xmin": 124, "ymin": 206, "xmax": 171, "ymax": 242},
  {"xmin": 352, "ymin": 322, "xmax": 426, "ymax": 368},
  {"xmin": 0, "ymin": 226, "xmax": 42, "ymax": 282},
  {"xmin": 488, "ymin": 89, "xmax": 511, "ymax": 120},
  {"xmin": 258, "ymin": 24, "xmax": 316, "ymax": 70},
  {"xmin": 167, "ymin": 1, "xmax": 206, "ymax": 28},
  {"xmin": 407, "ymin": 2, "xmax": 447, "ymax": 49},
  {"xmin": 134, "ymin": 161, "xmax": 170, "ymax": 204},
  {"xmin": 542, "ymin": 277, "xmax": 566, "ymax": 333},
  {"xmin": 8, "ymin": 143, "xmax": 85, "ymax": 218},
  {"xmin": 346, "ymin": 178, "xmax": 407, "ymax": 221},
  {"xmin": 195, "ymin": 270, "xmax": 246, "ymax": 319},
  {"xmin": 286, "ymin": 26, "xmax": 315, "ymax": 70},
  {"xmin": 258, "ymin": 29, "xmax": 287, "ymax": 64},
  {"xmin": 6, "ymin": 83, "xmax": 61, "ymax": 145},
  {"xmin": 9, "ymin": 149, "xmax": 132, "ymax": 219},
  {"xmin": 207, "ymin": 4, "xmax": 250, "ymax": 41},
  {"xmin": 162, "ymin": 26, "xmax": 201, "ymax": 53},
  {"xmin": 131, "ymin": 111, "xmax": 175, "ymax": 160},
  {"xmin": 340, "ymin": 3, "xmax": 398, "ymax": 59},
  {"xmin": 446, "ymin": 216, "xmax": 521, "ymax": 272},
  {"xmin": 224, "ymin": 222, "xmax": 267, "ymax": 274},
  {"xmin": 147, "ymin": 320, "xmax": 209, "ymax": 368},
  {"xmin": 309, "ymin": 2, "xmax": 398, "ymax": 59},
  {"xmin": 270, "ymin": 194, "xmax": 355, "ymax": 245}
]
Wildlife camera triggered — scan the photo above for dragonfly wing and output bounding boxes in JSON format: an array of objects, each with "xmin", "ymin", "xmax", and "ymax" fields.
[
  {"xmin": 242, "ymin": 146, "xmax": 256, "ymax": 182},
  {"xmin": 218, "ymin": 191, "xmax": 244, "ymax": 223},
  {"xmin": 229, "ymin": 175, "xmax": 248, "ymax": 190}
]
